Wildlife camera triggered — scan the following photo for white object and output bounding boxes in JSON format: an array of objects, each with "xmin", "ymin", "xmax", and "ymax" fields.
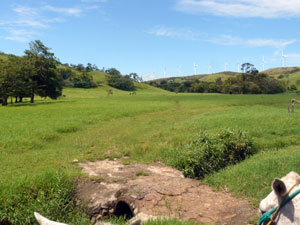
[
  {"xmin": 34, "ymin": 212, "xmax": 68, "ymax": 225},
  {"xmin": 259, "ymin": 171, "xmax": 300, "ymax": 225}
]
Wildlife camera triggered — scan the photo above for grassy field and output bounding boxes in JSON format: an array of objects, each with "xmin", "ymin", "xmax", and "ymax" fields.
[{"xmin": 1, "ymin": 83, "xmax": 300, "ymax": 224}]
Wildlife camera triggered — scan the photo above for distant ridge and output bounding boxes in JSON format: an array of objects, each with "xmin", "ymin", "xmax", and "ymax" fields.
[
  {"xmin": 147, "ymin": 67, "xmax": 300, "ymax": 86},
  {"xmin": 262, "ymin": 67, "xmax": 300, "ymax": 76}
]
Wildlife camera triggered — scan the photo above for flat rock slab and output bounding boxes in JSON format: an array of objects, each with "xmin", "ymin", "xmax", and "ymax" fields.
[{"xmin": 77, "ymin": 159, "xmax": 257, "ymax": 224}]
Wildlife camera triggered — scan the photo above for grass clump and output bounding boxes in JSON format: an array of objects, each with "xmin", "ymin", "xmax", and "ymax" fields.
[
  {"xmin": 171, "ymin": 129, "xmax": 257, "ymax": 179},
  {"xmin": 136, "ymin": 171, "xmax": 150, "ymax": 177},
  {"xmin": 0, "ymin": 170, "xmax": 88, "ymax": 225}
]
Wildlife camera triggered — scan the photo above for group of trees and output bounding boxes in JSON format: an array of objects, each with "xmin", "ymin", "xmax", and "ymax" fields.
[
  {"xmin": 0, "ymin": 40, "xmax": 109, "ymax": 106},
  {"xmin": 57, "ymin": 68, "xmax": 97, "ymax": 88},
  {"xmin": 0, "ymin": 40, "xmax": 63, "ymax": 106},
  {"xmin": 149, "ymin": 63, "xmax": 286, "ymax": 94},
  {"xmin": 105, "ymin": 68, "xmax": 142, "ymax": 91},
  {"xmin": 222, "ymin": 72, "xmax": 285, "ymax": 94},
  {"xmin": 0, "ymin": 40, "xmax": 144, "ymax": 106},
  {"xmin": 62, "ymin": 63, "xmax": 100, "ymax": 72}
]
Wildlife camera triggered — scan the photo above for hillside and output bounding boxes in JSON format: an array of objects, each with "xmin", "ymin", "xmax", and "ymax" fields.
[
  {"xmin": 262, "ymin": 67, "xmax": 300, "ymax": 76},
  {"xmin": 148, "ymin": 67, "xmax": 300, "ymax": 91},
  {"xmin": 152, "ymin": 71, "xmax": 239, "ymax": 83},
  {"xmin": 0, "ymin": 52, "xmax": 163, "ymax": 94},
  {"xmin": 0, "ymin": 52, "xmax": 9, "ymax": 61}
]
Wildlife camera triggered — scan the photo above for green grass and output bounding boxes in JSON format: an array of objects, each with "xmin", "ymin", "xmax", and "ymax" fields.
[
  {"xmin": 1, "ymin": 84, "xmax": 300, "ymax": 224},
  {"xmin": 272, "ymin": 70, "xmax": 300, "ymax": 86},
  {"xmin": 205, "ymin": 145, "xmax": 300, "ymax": 207}
]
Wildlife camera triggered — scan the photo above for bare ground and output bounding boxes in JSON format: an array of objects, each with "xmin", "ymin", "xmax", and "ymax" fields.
[{"xmin": 76, "ymin": 159, "xmax": 258, "ymax": 224}]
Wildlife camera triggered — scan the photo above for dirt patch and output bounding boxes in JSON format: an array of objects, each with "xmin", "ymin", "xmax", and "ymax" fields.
[{"xmin": 76, "ymin": 159, "xmax": 258, "ymax": 224}]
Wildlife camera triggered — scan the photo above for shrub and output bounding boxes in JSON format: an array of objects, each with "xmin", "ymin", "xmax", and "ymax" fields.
[
  {"xmin": 72, "ymin": 72, "xmax": 97, "ymax": 88},
  {"xmin": 107, "ymin": 74, "xmax": 135, "ymax": 91},
  {"xmin": 278, "ymin": 74, "xmax": 284, "ymax": 79},
  {"xmin": 171, "ymin": 129, "xmax": 256, "ymax": 179}
]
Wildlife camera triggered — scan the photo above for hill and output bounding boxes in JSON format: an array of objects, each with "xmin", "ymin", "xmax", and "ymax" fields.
[
  {"xmin": 147, "ymin": 67, "xmax": 300, "ymax": 93},
  {"xmin": 0, "ymin": 52, "xmax": 162, "ymax": 94},
  {"xmin": 0, "ymin": 52, "xmax": 9, "ymax": 61},
  {"xmin": 263, "ymin": 66, "xmax": 300, "ymax": 76},
  {"xmin": 152, "ymin": 71, "xmax": 239, "ymax": 84}
]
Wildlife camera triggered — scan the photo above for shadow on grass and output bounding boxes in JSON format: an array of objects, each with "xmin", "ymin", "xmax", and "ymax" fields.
[{"xmin": 5, "ymin": 99, "xmax": 76, "ymax": 107}]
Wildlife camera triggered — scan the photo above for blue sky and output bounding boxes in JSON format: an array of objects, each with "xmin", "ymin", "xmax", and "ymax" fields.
[{"xmin": 1, "ymin": 0, "xmax": 300, "ymax": 80}]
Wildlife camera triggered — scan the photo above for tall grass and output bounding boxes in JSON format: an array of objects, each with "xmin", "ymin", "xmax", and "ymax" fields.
[{"xmin": 0, "ymin": 170, "xmax": 88, "ymax": 225}]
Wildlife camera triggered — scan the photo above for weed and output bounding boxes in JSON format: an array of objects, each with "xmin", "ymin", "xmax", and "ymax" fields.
[
  {"xmin": 136, "ymin": 171, "xmax": 150, "ymax": 177},
  {"xmin": 171, "ymin": 129, "xmax": 256, "ymax": 179}
]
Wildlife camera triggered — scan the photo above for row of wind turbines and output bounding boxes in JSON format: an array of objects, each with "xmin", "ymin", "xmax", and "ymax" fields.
[{"xmin": 144, "ymin": 50, "xmax": 288, "ymax": 81}]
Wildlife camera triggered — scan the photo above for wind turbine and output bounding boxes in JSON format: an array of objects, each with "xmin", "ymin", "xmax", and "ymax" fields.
[
  {"xmin": 194, "ymin": 63, "xmax": 198, "ymax": 75},
  {"xmin": 178, "ymin": 66, "xmax": 182, "ymax": 77},
  {"xmin": 237, "ymin": 60, "xmax": 241, "ymax": 73},
  {"xmin": 224, "ymin": 61, "xmax": 228, "ymax": 72},
  {"xmin": 143, "ymin": 74, "xmax": 147, "ymax": 81},
  {"xmin": 150, "ymin": 72, "xmax": 155, "ymax": 80},
  {"xmin": 163, "ymin": 68, "xmax": 166, "ymax": 78},
  {"xmin": 282, "ymin": 49, "xmax": 287, "ymax": 67},
  {"xmin": 208, "ymin": 63, "xmax": 212, "ymax": 74},
  {"xmin": 262, "ymin": 56, "xmax": 266, "ymax": 71}
]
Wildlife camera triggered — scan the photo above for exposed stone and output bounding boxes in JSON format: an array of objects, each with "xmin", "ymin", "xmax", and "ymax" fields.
[{"xmin": 77, "ymin": 159, "xmax": 258, "ymax": 225}]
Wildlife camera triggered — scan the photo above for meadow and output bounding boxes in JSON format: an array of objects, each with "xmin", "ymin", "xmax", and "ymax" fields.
[{"xmin": 1, "ymin": 82, "xmax": 300, "ymax": 224}]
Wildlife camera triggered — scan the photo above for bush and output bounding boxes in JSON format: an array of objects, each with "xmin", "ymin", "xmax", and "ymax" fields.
[
  {"xmin": 171, "ymin": 129, "xmax": 257, "ymax": 179},
  {"xmin": 72, "ymin": 72, "xmax": 97, "ymax": 88},
  {"xmin": 107, "ymin": 74, "xmax": 135, "ymax": 91}
]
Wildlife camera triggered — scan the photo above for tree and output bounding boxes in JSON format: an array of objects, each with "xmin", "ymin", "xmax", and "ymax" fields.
[
  {"xmin": 105, "ymin": 68, "xmax": 121, "ymax": 76},
  {"xmin": 129, "ymin": 73, "xmax": 143, "ymax": 82},
  {"xmin": 9, "ymin": 56, "xmax": 31, "ymax": 103},
  {"xmin": 76, "ymin": 64, "xmax": 85, "ymax": 71},
  {"xmin": 24, "ymin": 40, "xmax": 62, "ymax": 103},
  {"xmin": 0, "ymin": 59, "xmax": 13, "ymax": 105},
  {"xmin": 86, "ymin": 63, "xmax": 93, "ymax": 72},
  {"xmin": 106, "ymin": 74, "xmax": 135, "ymax": 91},
  {"xmin": 241, "ymin": 63, "xmax": 258, "ymax": 74},
  {"xmin": 72, "ymin": 72, "xmax": 97, "ymax": 88}
]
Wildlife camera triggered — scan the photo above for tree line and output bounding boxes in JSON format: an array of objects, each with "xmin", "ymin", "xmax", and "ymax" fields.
[
  {"xmin": 148, "ymin": 63, "xmax": 287, "ymax": 94},
  {"xmin": 0, "ymin": 40, "xmax": 103, "ymax": 106},
  {"xmin": 0, "ymin": 40, "xmax": 144, "ymax": 106},
  {"xmin": 105, "ymin": 68, "xmax": 142, "ymax": 91},
  {"xmin": 0, "ymin": 40, "xmax": 63, "ymax": 106}
]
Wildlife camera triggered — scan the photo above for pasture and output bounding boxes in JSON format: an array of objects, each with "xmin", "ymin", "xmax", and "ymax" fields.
[{"xmin": 1, "ymin": 84, "xmax": 300, "ymax": 224}]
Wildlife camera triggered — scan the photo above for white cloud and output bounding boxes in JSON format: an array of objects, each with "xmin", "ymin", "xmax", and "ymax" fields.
[
  {"xmin": 149, "ymin": 26, "xmax": 297, "ymax": 49},
  {"xmin": 284, "ymin": 53, "xmax": 300, "ymax": 65},
  {"xmin": 9, "ymin": 5, "xmax": 48, "ymax": 28},
  {"xmin": 2, "ymin": 29, "xmax": 36, "ymax": 43},
  {"xmin": 13, "ymin": 6, "xmax": 39, "ymax": 17},
  {"xmin": 0, "ymin": 19, "xmax": 48, "ymax": 29},
  {"xmin": 44, "ymin": 5, "xmax": 82, "ymax": 16},
  {"xmin": 0, "ymin": 2, "xmax": 103, "ymax": 42},
  {"xmin": 175, "ymin": 0, "xmax": 300, "ymax": 18},
  {"xmin": 209, "ymin": 35, "xmax": 297, "ymax": 48},
  {"xmin": 149, "ymin": 26, "xmax": 199, "ymax": 40}
]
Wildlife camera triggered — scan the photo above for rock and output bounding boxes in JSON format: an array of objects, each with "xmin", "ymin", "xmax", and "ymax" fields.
[
  {"xmin": 129, "ymin": 219, "xmax": 141, "ymax": 225},
  {"xmin": 77, "ymin": 160, "xmax": 258, "ymax": 225},
  {"xmin": 129, "ymin": 212, "xmax": 157, "ymax": 223},
  {"xmin": 94, "ymin": 222, "xmax": 113, "ymax": 225}
]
